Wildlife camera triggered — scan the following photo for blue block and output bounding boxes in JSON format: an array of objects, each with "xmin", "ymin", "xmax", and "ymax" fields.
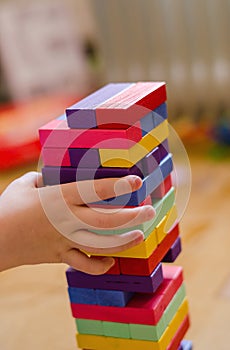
[
  {"xmin": 96, "ymin": 290, "xmax": 134, "ymax": 307},
  {"xmin": 140, "ymin": 103, "xmax": 167, "ymax": 135},
  {"xmin": 68, "ymin": 287, "xmax": 97, "ymax": 305},
  {"xmin": 140, "ymin": 111, "xmax": 155, "ymax": 136},
  {"xmin": 153, "ymin": 103, "xmax": 167, "ymax": 127},
  {"xmin": 181, "ymin": 340, "xmax": 193, "ymax": 350},
  {"xmin": 95, "ymin": 153, "xmax": 173, "ymax": 207}
]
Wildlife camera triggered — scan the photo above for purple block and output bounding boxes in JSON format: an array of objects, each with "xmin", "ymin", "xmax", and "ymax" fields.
[
  {"xmin": 68, "ymin": 148, "xmax": 100, "ymax": 168},
  {"xmin": 159, "ymin": 139, "xmax": 169, "ymax": 159},
  {"xmin": 144, "ymin": 146, "xmax": 162, "ymax": 174},
  {"xmin": 42, "ymin": 153, "xmax": 173, "ymax": 207},
  {"xmin": 162, "ymin": 237, "xmax": 182, "ymax": 263},
  {"xmin": 66, "ymin": 263, "xmax": 163, "ymax": 293},
  {"xmin": 42, "ymin": 165, "xmax": 144, "ymax": 185},
  {"xmin": 66, "ymin": 83, "xmax": 133, "ymax": 129}
]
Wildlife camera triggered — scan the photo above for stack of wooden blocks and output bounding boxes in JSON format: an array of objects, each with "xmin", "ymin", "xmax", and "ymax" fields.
[{"xmin": 39, "ymin": 82, "xmax": 192, "ymax": 350}]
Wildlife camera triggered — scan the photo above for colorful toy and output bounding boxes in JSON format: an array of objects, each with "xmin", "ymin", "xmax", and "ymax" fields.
[{"xmin": 38, "ymin": 82, "xmax": 192, "ymax": 349}]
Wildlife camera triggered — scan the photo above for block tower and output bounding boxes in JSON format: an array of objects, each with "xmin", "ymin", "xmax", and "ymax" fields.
[{"xmin": 39, "ymin": 82, "xmax": 192, "ymax": 350}]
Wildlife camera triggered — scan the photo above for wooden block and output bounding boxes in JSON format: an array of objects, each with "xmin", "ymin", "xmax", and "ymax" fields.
[
  {"xmin": 68, "ymin": 287, "xmax": 97, "ymax": 305},
  {"xmin": 180, "ymin": 340, "xmax": 193, "ymax": 350},
  {"xmin": 76, "ymin": 300, "xmax": 189, "ymax": 350},
  {"xmin": 70, "ymin": 265, "xmax": 184, "ymax": 325},
  {"xmin": 119, "ymin": 223, "xmax": 180, "ymax": 275},
  {"xmin": 162, "ymin": 237, "xmax": 182, "ymax": 263},
  {"xmin": 39, "ymin": 118, "xmax": 142, "ymax": 149},
  {"xmin": 153, "ymin": 103, "xmax": 168, "ymax": 127},
  {"xmin": 105, "ymin": 257, "xmax": 120, "ymax": 274},
  {"xmin": 70, "ymin": 132, "xmax": 163, "ymax": 172},
  {"xmin": 159, "ymin": 139, "xmax": 169, "ymax": 159},
  {"xmin": 94, "ymin": 223, "xmax": 158, "ymax": 259},
  {"xmin": 76, "ymin": 309, "xmax": 190, "ymax": 349},
  {"xmin": 75, "ymin": 319, "xmax": 103, "ymax": 335},
  {"xmin": 129, "ymin": 284, "xmax": 186, "ymax": 341},
  {"xmin": 69, "ymin": 148, "xmax": 100, "ymax": 168},
  {"xmin": 141, "ymin": 103, "xmax": 167, "ymax": 136},
  {"xmin": 68, "ymin": 287, "xmax": 134, "ymax": 307},
  {"xmin": 156, "ymin": 205, "xmax": 178, "ymax": 244},
  {"xmin": 41, "ymin": 145, "xmax": 167, "ymax": 186},
  {"xmin": 66, "ymin": 263, "xmax": 163, "ymax": 293},
  {"xmin": 92, "ymin": 195, "xmax": 152, "ymax": 210},
  {"xmin": 129, "ymin": 314, "xmax": 166, "ymax": 341},
  {"xmin": 96, "ymin": 82, "xmax": 167, "ymax": 129},
  {"xmin": 41, "ymin": 163, "xmax": 144, "ymax": 185},
  {"xmin": 93, "ymin": 212, "xmax": 176, "ymax": 259},
  {"xmin": 167, "ymin": 315, "xmax": 190, "ymax": 350},
  {"xmin": 96, "ymin": 290, "xmax": 134, "ymax": 307},
  {"xmin": 99, "ymin": 120, "xmax": 169, "ymax": 167},
  {"xmin": 103, "ymin": 321, "xmax": 130, "ymax": 338},
  {"xmin": 151, "ymin": 174, "xmax": 172, "ymax": 199},
  {"xmin": 93, "ymin": 153, "xmax": 173, "ymax": 207},
  {"xmin": 41, "ymin": 147, "xmax": 71, "ymax": 167},
  {"xmin": 66, "ymin": 83, "xmax": 133, "ymax": 129},
  {"xmin": 156, "ymin": 299, "xmax": 189, "ymax": 350},
  {"xmin": 164, "ymin": 284, "xmax": 186, "ymax": 326},
  {"xmin": 141, "ymin": 104, "xmax": 167, "ymax": 136}
]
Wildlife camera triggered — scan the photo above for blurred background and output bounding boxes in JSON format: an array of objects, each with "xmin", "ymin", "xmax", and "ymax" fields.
[{"xmin": 0, "ymin": 0, "xmax": 230, "ymax": 349}]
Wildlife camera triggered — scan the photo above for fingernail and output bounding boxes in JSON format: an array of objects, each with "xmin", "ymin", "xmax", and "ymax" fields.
[
  {"xmin": 102, "ymin": 257, "xmax": 115, "ymax": 266},
  {"xmin": 127, "ymin": 175, "xmax": 142, "ymax": 189},
  {"xmin": 143, "ymin": 206, "xmax": 156, "ymax": 219}
]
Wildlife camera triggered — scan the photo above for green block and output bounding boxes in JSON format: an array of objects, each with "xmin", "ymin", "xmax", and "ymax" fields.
[
  {"xmin": 91, "ymin": 187, "xmax": 175, "ymax": 238},
  {"xmin": 129, "ymin": 313, "xmax": 166, "ymax": 341},
  {"xmin": 103, "ymin": 321, "xmax": 130, "ymax": 338},
  {"xmin": 75, "ymin": 319, "xmax": 103, "ymax": 335},
  {"xmin": 164, "ymin": 283, "xmax": 186, "ymax": 325}
]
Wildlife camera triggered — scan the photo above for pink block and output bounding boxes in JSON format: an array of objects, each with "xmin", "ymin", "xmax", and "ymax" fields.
[
  {"xmin": 41, "ymin": 147, "xmax": 71, "ymax": 166},
  {"xmin": 39, "ymin": 119, "xmax": 142, "ymax": 149}
]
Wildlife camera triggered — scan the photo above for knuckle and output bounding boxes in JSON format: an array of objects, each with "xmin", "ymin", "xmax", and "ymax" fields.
[{"xmin": 95, "ymin": 182, "xmax": 111, "ymax": 201}]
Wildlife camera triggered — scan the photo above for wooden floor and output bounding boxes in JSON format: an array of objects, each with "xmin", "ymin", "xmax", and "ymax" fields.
[{"xmin": 0, "ymin": 155, "xmax": 230, "ymax": 350}]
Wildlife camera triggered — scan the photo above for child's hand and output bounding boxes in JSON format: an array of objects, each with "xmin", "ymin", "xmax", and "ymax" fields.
[{"xmin": 0, "ymin": 172, "xmax": 155, "ymax": 274}]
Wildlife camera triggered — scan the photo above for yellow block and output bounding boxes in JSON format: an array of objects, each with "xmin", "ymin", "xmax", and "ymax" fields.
[
  {"xmin": 156, "ymin": 205, "xmax": 178, "ymax": 244},
  {"xmin": 76, "ymin": 299, "xmax": 189, "ymax": 350},
  {"xmin": 92, "ymin": 225, "xmax": 158, "ymax": 259},
  {"xmin": 99, "ymin": 120, "xmax": 169, "ymax": 167}
]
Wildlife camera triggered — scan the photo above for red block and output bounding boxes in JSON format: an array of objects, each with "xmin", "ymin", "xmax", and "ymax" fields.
[
  {"xmin": 167, "ymin": 315, "xmax": 190, "ymax": 350},
  {"xmin": 151, "ymin": 174, "xmax": 172, "ymax": 199},
  {"xmin": 96, "ymin": 82, "xmax": 167, "ymax": 129},
  {"xmin": 119, "ymin": 223, "xmax": 179, "ymax": 275}
]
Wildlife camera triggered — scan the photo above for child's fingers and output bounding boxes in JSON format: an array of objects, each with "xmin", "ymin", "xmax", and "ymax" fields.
[
  {"xmin": 60, "ymin": 175, "xmax": 143, "ymax": 205},
  {"xmin": 67, "ymin": 229, "xmax": 144, "ymax": 253},
  {"xmin": 7, "ymin": 171, "xmax": 42, "ymax": 189},
  {"xmin": 62, "ymin": 249, "xmax": 115, "ymax": 275},
  {"xmin": 74, "ymin": 205, "xmax": 155, "ymax": 230}
]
